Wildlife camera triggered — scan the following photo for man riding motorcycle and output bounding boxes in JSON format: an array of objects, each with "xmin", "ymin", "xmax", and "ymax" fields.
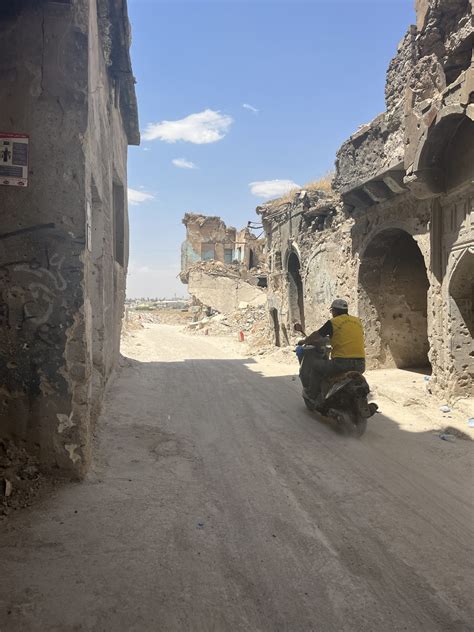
[{"xmin": 297, "ymin": 299, "xmax": 365, "ymax": 408}]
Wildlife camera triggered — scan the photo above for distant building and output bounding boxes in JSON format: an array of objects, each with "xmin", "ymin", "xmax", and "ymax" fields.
[
  {"xmin": 180, "ymin": 213, "xmax": 267, "ymax": 315},
  {"xmin": 180, "ymin": 213, "xmax": 264, "ymax": 278}
]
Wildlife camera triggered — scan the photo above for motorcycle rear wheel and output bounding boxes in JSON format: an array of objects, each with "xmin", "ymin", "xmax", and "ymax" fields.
[
  {"xmin": 352, "ymin": 417, "xmax": 367, "ymax": 437},
  {"xmin": 337, "ymin": 410, "xmax": 367, "ymax": 437}
]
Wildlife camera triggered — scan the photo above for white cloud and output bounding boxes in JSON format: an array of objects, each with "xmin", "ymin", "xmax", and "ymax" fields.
[
  {"xmin": 142, "ymin": 109, "xmax": 233, "ymax": 144},
  {"xmin": 172, "ymin": 158, "xmax": 197, "ymax": 169},
  {"xmin": 243, "ymin": 103, "xmax": 259, "ymax": 114},
  {"xmin": 127, "ymin": 188, "xmax": 155, "ymax": 205},
  {"xmin": 249, "ymin": 179, "xmax": 301, "ymax": 199}
]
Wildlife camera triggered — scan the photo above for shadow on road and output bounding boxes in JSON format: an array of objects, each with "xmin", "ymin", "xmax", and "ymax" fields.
[{"xmin": 0, "ymin": 350, "xmax": 472, "ymax": 631}]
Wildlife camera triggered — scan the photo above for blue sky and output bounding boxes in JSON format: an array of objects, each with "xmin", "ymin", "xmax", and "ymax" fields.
[{"xmin": 126, "ymin": 0, "xmax": 414, "ymax": 298}]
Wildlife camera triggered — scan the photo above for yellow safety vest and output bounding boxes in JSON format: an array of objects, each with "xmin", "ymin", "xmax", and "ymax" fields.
[{"xmin": 330, "ymin": 314, "xmax": 365, "ymax": 359}]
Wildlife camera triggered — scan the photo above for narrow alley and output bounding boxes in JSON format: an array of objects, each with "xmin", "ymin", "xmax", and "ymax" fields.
[{"xmin": 1, "ymin": 324, "xmax": 472, "ymax": 631}]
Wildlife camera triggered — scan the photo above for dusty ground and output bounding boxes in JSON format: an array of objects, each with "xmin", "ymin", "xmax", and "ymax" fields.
[{"xmin": 0, "ymin": 324, "xmax": 473, "ymax": 631}]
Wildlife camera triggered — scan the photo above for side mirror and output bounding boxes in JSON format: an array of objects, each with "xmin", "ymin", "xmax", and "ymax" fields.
[{"xmin": 293, "ymin": 323, "xmax": 304, "ymax": 334}]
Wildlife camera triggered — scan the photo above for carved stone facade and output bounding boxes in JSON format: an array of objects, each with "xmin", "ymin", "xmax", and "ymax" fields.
[
  {"xmin": 261, "ymin": 0, "xmax": 473, "ymax": 400},
  {"xmin": 0, "ymin": 0, "xmax": 139, "ymax": 477}
]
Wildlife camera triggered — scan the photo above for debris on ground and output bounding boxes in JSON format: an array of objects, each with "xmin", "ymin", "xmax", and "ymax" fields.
[
  {"xmin": 122, "ymin": 307, "xmax": 193, "ymax": 339},
  {"xmin": 439, "ymin": 426, "xmax": 472, "ymax": 441},
  {"xmin": 186, "ymin": 303, "xmax": 274, "ymax": 356},
  {"xmin": 0, "ymin": 439, "xmax": 44, "ymax": 518},
  {"xmin": 439, "ymin": 433, "xmax": 456, "ymax": 443},
  {"xmin": 440, "ymin": 405, "xmax": 452, "ymax": 413}
]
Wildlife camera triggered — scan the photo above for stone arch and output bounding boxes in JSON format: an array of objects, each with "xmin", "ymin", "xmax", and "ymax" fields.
[
  {"xmin": 358, "ymin": 227, "xmax": 430, "ymax": 369},
  {"xmin": 411, "ymin": 111, "xmax": 474, "ymax": 198},
  {"xmin": 448, "ymin": 248, "xmax": 474, "ymax": 396},
  {"xmin": 287, "ymin": 249, "xmax": 305, "ymax": 330}
]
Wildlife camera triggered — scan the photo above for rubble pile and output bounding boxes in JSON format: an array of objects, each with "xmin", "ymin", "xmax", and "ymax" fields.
[
  {"xmin": 122, "ymin": 308, "xmax": 192, "ymax": 337},
  {"xmin": 0, "ymin": 439, "xmax": 43, "ymax": 517},
  {"xmin": 184, "ymin": 258, "xmax": 266, "ymax": 281},
  {"xmin": 187, "ymin": 303, "xmax": 274, "ymax": 354},
  {"xmin": 181, "ymin": 259, "xmax": 240, "ymax": 282}
]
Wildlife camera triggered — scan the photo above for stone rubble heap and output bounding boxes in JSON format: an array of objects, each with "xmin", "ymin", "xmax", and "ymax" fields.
[{"xmin": 187, "ymin": 303, "xmax": 274, "ymax": 355}]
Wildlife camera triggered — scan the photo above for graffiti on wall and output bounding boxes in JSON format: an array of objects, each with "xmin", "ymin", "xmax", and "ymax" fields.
[{"xmin": 0, "ymin": 224, "xmax": 70, "ymax": 333}]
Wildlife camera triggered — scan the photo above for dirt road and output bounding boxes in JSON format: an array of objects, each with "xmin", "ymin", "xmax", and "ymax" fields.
[{"xmin": 1, "ymin": 324, "xmax": 473, "ymax": 631}]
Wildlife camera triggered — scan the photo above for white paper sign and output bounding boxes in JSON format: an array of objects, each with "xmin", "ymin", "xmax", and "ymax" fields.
[{"xmin": 0, "ymin": 133, "xmax": 29, "ymax": 187}]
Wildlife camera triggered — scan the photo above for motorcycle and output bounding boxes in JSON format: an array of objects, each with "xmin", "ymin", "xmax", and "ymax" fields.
[{"xmin": 294, "ymin": 324, "xmax": 377, "ymax": 437}]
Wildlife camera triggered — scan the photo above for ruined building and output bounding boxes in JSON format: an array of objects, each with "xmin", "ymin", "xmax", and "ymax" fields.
[
  {"xmin": 0, "ymin": 0, "xmax": 139, "ymax": 477},
  {"xmin": 181, "ymin": 213, "xmax": 267, "ymax": 315},
  {"xmin": 261, "ymin": 0, "xmax": 473, "ymax": 400},
  {"xmin": 181, "ymin": 213, "xmax": 264, "ymax": 271}
]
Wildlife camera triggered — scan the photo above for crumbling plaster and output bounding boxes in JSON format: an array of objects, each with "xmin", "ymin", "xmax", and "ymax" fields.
[
  {"xmin": 181, "ymin": 213, "xmax": 267, "ymax": 316},
  {"xmin": 181, "ymin": 213, "xmax": 237, "ymax": 278},
  {"xmin": 187, "ymin": 266, "xmax": 267, "ymax": 315},
  {"xmin": 0, "ymin": 0, "xmax": 138, "ymax": 477},
  {"xmin": 261, "ymin": 0, "xmax": 473, "ymax": 399}
]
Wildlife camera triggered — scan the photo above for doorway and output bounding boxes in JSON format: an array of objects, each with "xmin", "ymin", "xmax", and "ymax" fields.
[
  {"xmin": 287, "ymin": 251, "xmax": 305, "ymax": 330},
  {"xmin": 358, "ymin": 229, "xmax": 430, "ymax": 369},
  {"xmin": 270, "ymin": 308, "xmax": 281, "ymax": 347}
]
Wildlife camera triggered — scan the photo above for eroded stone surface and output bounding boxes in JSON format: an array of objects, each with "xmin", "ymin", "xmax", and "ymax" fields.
[
  {"xmin": 262, "ymin": 1, "xmax": 473, "ymax": 400},
  {"xmin": 0, "ymin": 0, "xmax": 138, "ymax": 477},
  {"xmin": 180, "ymin": 213, "xmax": 267, "ymax": 317}
]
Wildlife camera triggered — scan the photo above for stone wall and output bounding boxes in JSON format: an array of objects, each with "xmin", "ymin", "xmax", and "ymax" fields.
[
  {"xmin": 0, "ymin": 0, "xmax": 138, "ymax": 477},
  {"xmin": 187, "ymin": 264, "xmax": 267, "ymax": 315},
  {"xmin": 181, "ymin": 213, "xmax": 237, "ymax": 275},
  {"xmin": 261, "ymin": 1, "xmax": 473, "ymax": 401},
  {"xmin": 181, "ymin": 213, "xmax": 267, "ymax": 316}
]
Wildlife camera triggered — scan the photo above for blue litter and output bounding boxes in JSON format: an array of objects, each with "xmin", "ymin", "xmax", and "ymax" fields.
[
  {"xmin": 468, "ymin": 418, "xmax": 474, "ymax": 428},
  {"xmin": 439, "ymin": 433, "xmax": 456, "ymax": 442},
  {"xmin": 295, "ymin": 345, "xmax": 304, "ymax": 363}
]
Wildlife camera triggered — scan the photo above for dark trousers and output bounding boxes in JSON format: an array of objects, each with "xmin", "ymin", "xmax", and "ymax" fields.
[{"xmin": 300, "ymin": 355, "xmax": 365, "ymax": 399}]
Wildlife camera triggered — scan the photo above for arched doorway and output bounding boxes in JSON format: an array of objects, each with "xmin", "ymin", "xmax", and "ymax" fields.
[
  {"xmin": 358, "ymin": 229, "xmax": 430, "ymax": 369},
  {"xmin": 248, "ymin": 248, "xmax": 254, "ymax": 270},
  {"xmin": 270, "ymin": 308, "xmax": 281, "ymax": 347},
  {"xmin": 411, "ymin": 113, "xmax": 474, "ymax": 198},
  {"xmin": 448, "ymin": 249, "xmax": 473, "ymax": 395},
  {"xmin": 287, "ymin": 251, "xmax": 305, "ymax": 330}
]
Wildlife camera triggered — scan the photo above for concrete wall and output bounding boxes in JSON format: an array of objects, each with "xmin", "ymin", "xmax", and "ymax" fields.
[
  {"xmin": 0, "ymin": 0, "xmax": 138, "ymax": 477},
  {"xmin": 187, "ymin": 268, "xmax": 266, "ymax": 314}
]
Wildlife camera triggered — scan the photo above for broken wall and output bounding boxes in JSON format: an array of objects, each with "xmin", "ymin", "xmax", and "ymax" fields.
[
  {"xmin": 187, "ymin": 264, "xmax": 267, "ymax": 315},
  {"xmin": 181, "ymin": 213, "xmax": 237, "ymax": 276},
  {"xmin": 0, "ymin": 0, "xmax": 138, "ymax": 477},
  {"xmin": 235, "ymin": 227, "xmax": 265, "ymax": 270},
  {"xmin": 262, "ymin": 0, "xmax": 473, "ymax": 399}
]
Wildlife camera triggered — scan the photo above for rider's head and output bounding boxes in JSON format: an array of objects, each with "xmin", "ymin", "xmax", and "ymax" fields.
[{"xmin": 330, "ymin": 298, "xmax": 348, "ymax": 317}]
